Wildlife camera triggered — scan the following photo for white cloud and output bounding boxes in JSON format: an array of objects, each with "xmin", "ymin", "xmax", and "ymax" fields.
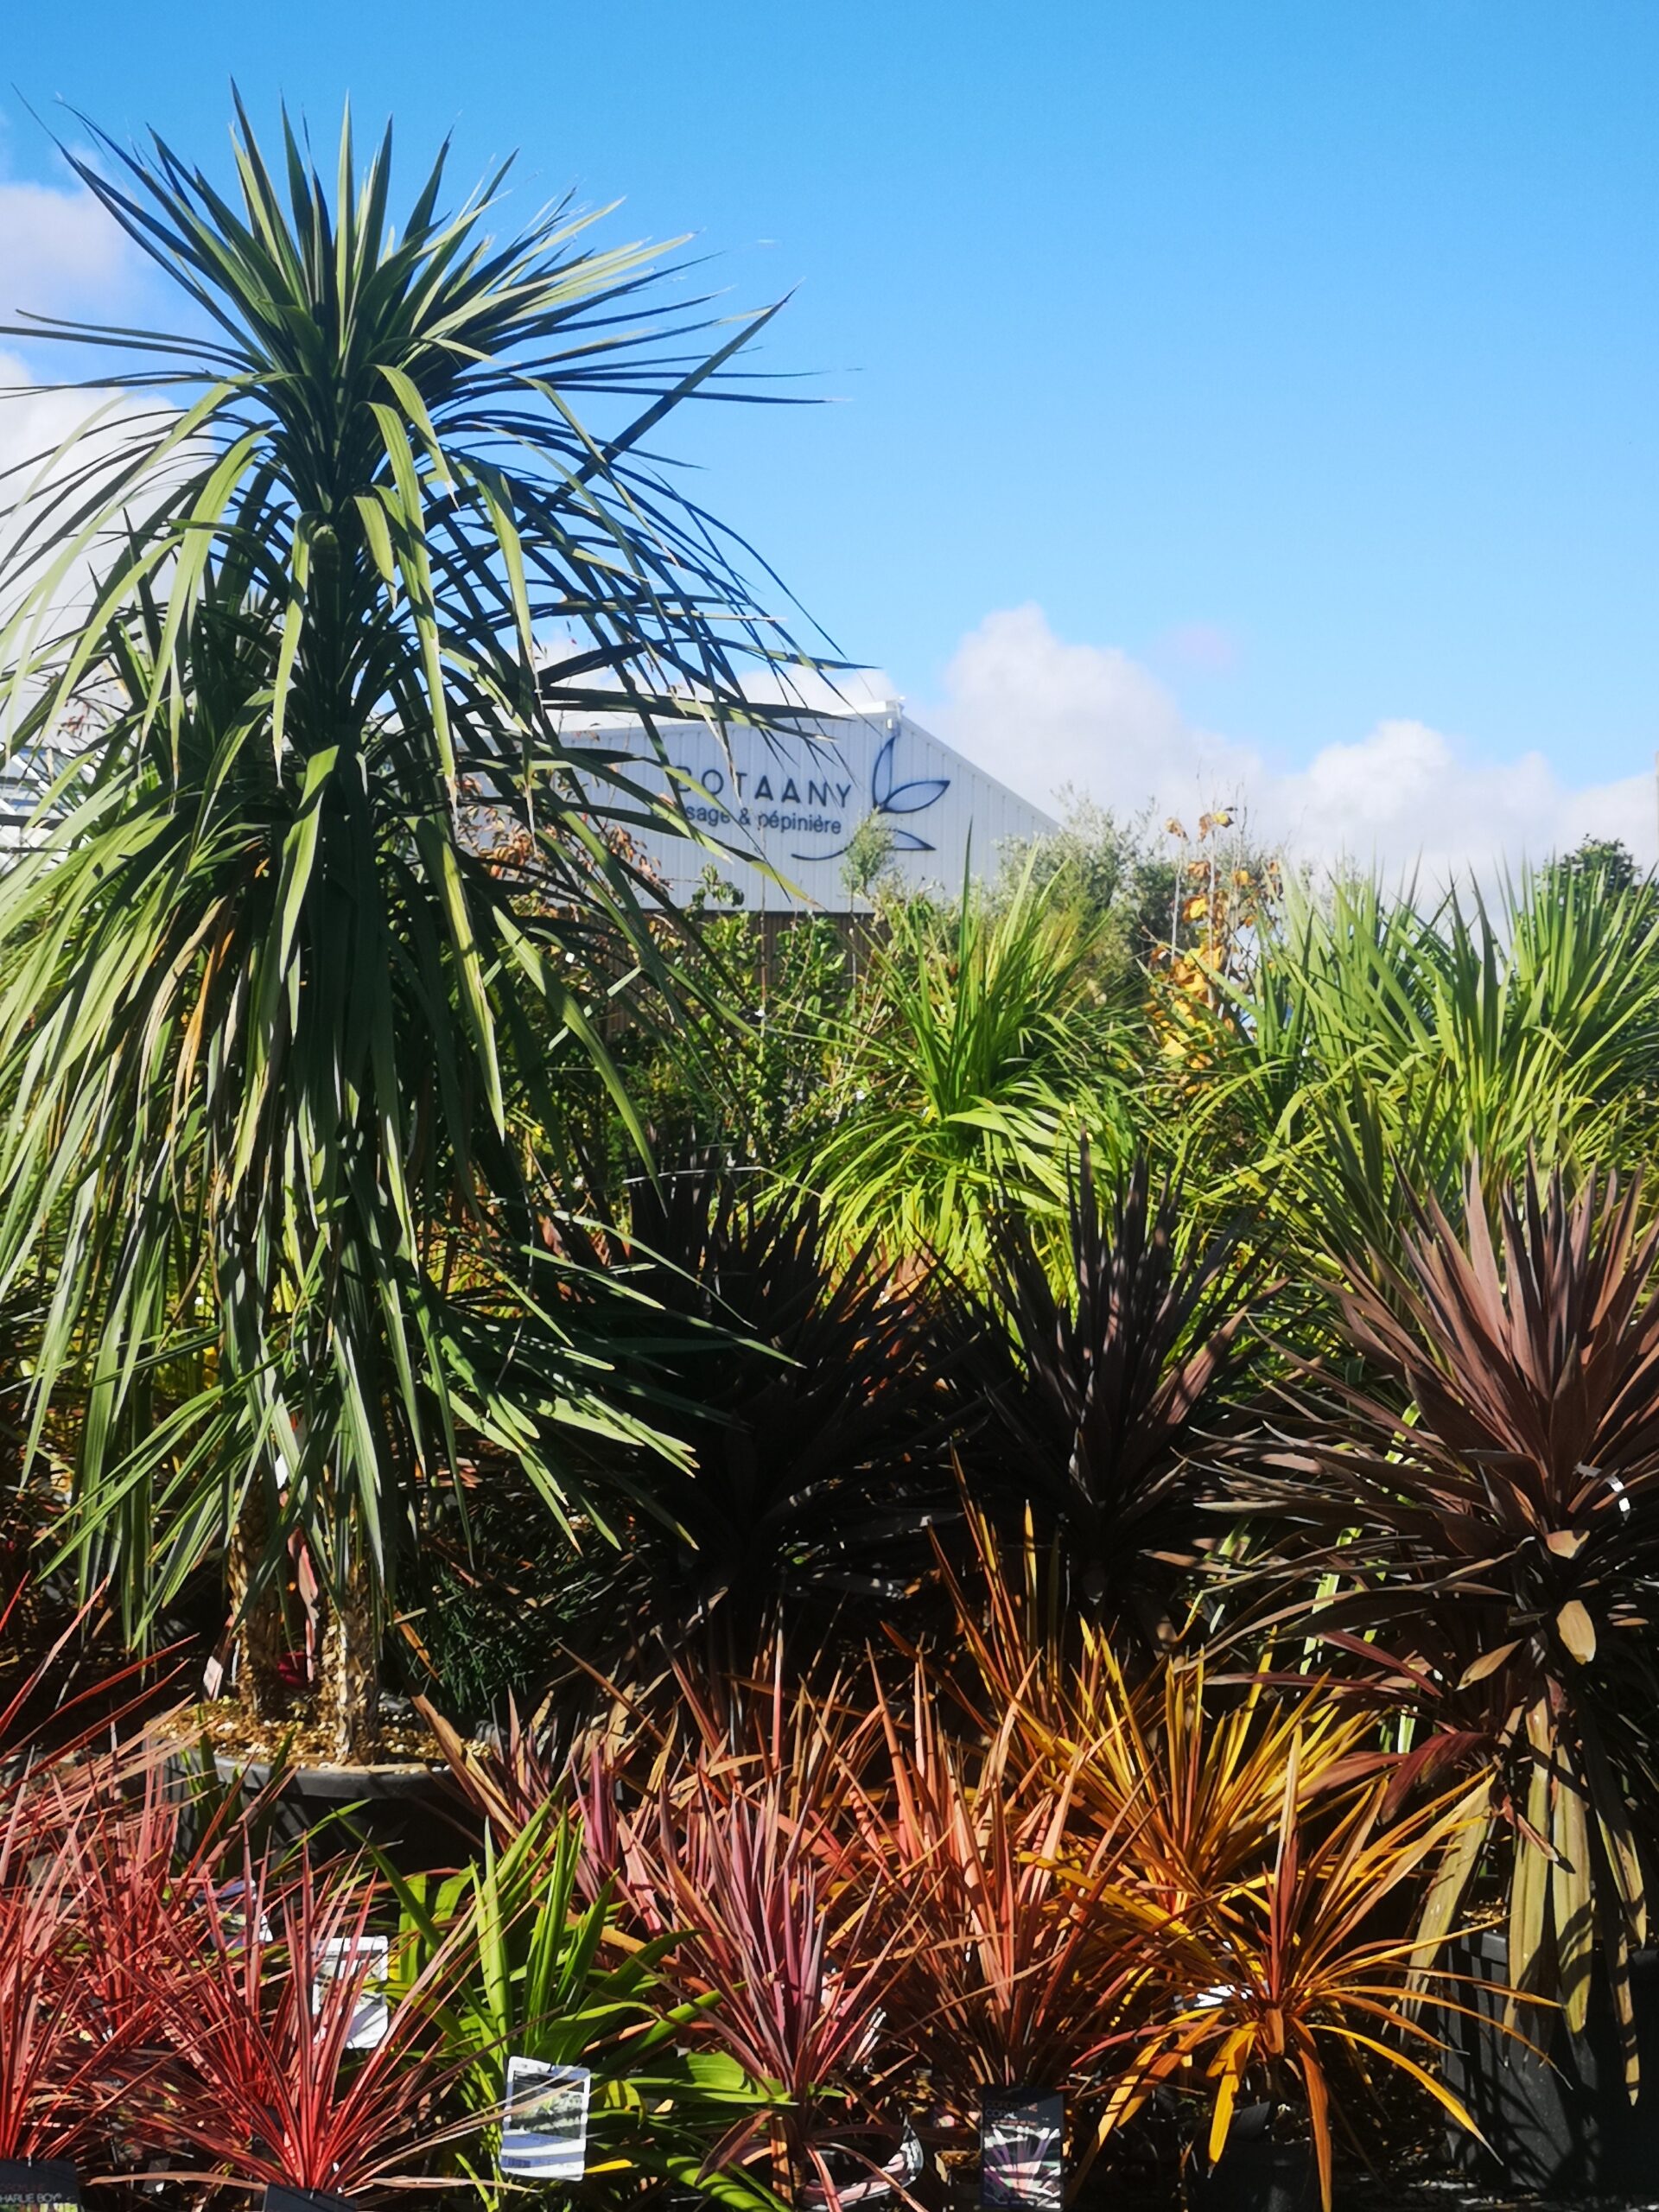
[
  {"xmin": 925, "ymin": 603, "xmax": 1655, "ymax": 882},
  {"xmin": 0, "ymin": 175, "xmax": 141, "ymax": 328},
  {"xmin": 0, "ymin": 175, "xmax": 161, "ymax": 633},
  {"xmin": 0, "ymin": 347, "xmax": 168, "ymax": 640},
  {"xmin": 1271, "ymin": 721, "xmax": 1654, "ymax": 881}
]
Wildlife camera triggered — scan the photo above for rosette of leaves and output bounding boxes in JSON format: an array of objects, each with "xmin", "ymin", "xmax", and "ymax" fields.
[
  {"xmin": 1229, "ymin": 1161, "xmax": 1659, "ymax": 2075},
  {"xmin": 958, "ymin": 1144, "xmax": 1264, "ymax": 1645},
  {"xmin": 1097, "ymin": 1747, "xmax": 1489, "ymax": 2212},
  {"xmin": 561, "ymin": 1163, "xmax": 956, "ymax": 1666},
  {"xmin": 391, "ymin": 1808, "xmax": 783, "ymax": 2207}
]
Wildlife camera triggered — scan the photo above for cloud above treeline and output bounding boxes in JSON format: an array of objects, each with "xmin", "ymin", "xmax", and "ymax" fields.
[
  {"xmin": 0, "ymin": 171, "xmax": 140, "ymax": 328},
  {"xmin": 925, "ymin": 603, "xmax": 1653, "ymax": 884}
]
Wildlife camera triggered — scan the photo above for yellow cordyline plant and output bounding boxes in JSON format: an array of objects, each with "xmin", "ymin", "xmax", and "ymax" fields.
[{"xmin": 929, "ymin": 1504, "xmax": 1379, "ymax": 1908}]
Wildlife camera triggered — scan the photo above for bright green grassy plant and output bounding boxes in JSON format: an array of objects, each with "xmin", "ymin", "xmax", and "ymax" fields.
[
  {"xmin": 812, "ymin": 862, "xmax": 1132, "ymax": 1280},
  {"xmin": 391, "ymin": 1807, "xmax": 783, "ymax": 2208},
  {"xmin": 1187, "ymin": 861, "xmax": 1659, "ymax": 1274}
]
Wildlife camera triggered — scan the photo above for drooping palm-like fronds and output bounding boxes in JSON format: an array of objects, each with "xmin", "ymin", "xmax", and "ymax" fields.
[
  {"xmin": 812, "ymin": 865, "xmax": 1131, "ymax": 1281},
  {"xmin": 0, "ymin": 103, "xmax": 814, "ymax": 1752},
  {"xmin": 960, "ymin": 1146, "xmax": 1262, "ymax": 1641},
  {"xmin": 1230, "ymin": 1161, "xmax": 1659, "ymax": 2073}
]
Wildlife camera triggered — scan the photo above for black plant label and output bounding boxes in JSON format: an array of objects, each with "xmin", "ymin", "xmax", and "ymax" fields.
[{"xmin": 0, "ymin": 2161, "xmax": 80, "ymax": 2212}]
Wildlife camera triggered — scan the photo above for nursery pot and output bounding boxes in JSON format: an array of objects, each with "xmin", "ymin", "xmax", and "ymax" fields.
[
  {"xmin": 1184, "ymin": 2107, "xmax": 1318, "ymax": 2212},
  {"xmin": 1438, "ymin": 1931, "xmax": 1659, "ymax": 2196},
  {"xmin": 162, "ymin": 1746, "xmax": 477, "ymax": 1868},
  {"xmin": 214, "ymin": 1755, "xmax": 480, "ymax": 1869},
  {"xmin": 262, "ymin": 2188, "xmax": 356, "ymax": 2212}
]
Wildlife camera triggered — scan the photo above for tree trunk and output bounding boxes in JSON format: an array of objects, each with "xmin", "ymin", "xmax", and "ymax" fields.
[
  {"xmin": 319, "ymin": 1549, "xmax": 381, "ymax": 1764},
  {"xmin": 228, "ymin": 1486, "xmax": 289, "ymax": 1720}
]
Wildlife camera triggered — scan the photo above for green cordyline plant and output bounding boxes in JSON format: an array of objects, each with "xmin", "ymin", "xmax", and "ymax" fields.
[
  {"xmin": 391, "ymin": 1807, "xmax": 784, "ymax": 2208},
  {"xmin": 812, "ymin": 861, "xmax": 1132, "ymax": 1281},
  {"xmin": 1192, "ymin": 863, "xmax": 1659, "ymax": 1268},
  {"xmin": 0, "ymin": 100, "xmax": 817, "ymax": 1756},
  {"xmin": 1229, "ymin": 1159, "xmax": 1659, "ymax": 2082}
]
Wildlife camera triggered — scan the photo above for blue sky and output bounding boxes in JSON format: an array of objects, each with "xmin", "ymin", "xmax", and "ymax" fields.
[{"xmin": 3, "ymin": 1, "xmax": 1657, "ymax": 872}]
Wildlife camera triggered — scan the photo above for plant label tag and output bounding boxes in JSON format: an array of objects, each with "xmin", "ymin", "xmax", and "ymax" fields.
[
  {"xmin": 980, "ymin": 2091, "xmax": 1064, "ymax": 2209},
  {"xmin": 499, "ymin": 2056, "xmax": 593, "ymax": 2181},
  {"xmin": 313, "ymin": 1933, "xmax": 391, "ymax": 2050},
  {"xmin": 261, "ymin": 2186, "xmax": 357, "ymax": 2212},
  {"xmin": 0, "ymin": 2162, "xmax": 82, "ymax": 2212}
]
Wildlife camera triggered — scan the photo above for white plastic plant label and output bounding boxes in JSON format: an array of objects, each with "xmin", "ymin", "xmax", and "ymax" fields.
[
  {"xmin": 313, "ymin": 1933, "xmax": 390, "ymax": 2050},
  {"xmin": 499, "ymin": 2056, "xmax": 593, "ymax": 2182}
]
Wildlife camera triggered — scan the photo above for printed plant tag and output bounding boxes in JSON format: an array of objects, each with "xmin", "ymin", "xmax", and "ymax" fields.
[
  {"xmin": 980, "ymin": 2090, "xmax": 1064, "ymax": 2209},
  {"xmin": 499, "ymin": 2056, "xmax": 593, "ymax": 2181},
  {"xmin": 0, "ymin": 2162, "xmax": 82, "ymax": 2212},
  {"xmin": 313, "ymin": 1933, "xmax": 391, "ymax": 2050}
]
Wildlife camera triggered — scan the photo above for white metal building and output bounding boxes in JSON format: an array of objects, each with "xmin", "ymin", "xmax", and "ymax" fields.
[
  {"xmin": 0, "ymin": 697, "xmax": 1059, "ymax": 912},
  {"xmin": 558, "ymin": 699, "xmax": 1056, "ymax": 912}
]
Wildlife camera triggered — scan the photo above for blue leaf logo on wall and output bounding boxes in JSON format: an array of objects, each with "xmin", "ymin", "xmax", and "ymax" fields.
[{"xmin": 793, "ymin": 732, "xmax": 950, "ymax": 861}]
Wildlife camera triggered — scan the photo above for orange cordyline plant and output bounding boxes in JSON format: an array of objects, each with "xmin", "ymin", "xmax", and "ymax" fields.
[
  {"xmin": 928, "ymin": 1504, "xmax": 1381, "ymax": 1911},
  {"xmin": 1093, "ymin": 1744, "xmax": 1495, "ymax": 2212},
  {"xmin": 837, "ymin": 1659, "xmax": 1141, "ymax": 2127}
]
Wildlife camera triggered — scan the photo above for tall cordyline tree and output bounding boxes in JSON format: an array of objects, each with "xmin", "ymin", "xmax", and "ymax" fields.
[
  {"xmin": 0, "ymin": 100, "xmax": 812, "ymax": 1757},
  {"xmin": 1229, "ymin": 1163, "xmax": 1659, "ymax": 2079}
]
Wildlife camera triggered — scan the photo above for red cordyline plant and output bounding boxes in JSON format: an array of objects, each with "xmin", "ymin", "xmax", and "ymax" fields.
[
  {"xmin": 423, "ymin": 1635, "xmax": 868, "ymax": 1856},
  {"xmin": 837, "ymin": 1658, "xmax": 1144, "ymax": 2162},
  {"xmin": 609, "ymin": 1764, "xmax": 923, "ymax": 2207},
  {"xmin": 0, "ymin": 1580, "xmax": 176, "ymax": 1807},
  {"xmin": 133, "ymin": 1845, "xmax": 491, "ymax": 2198},
  {"xmin": 0, "ymin": 1784, "xmax": 175, "ymax": 2177},
  {"xmin": 0, "ymin": 1606, "xmax": 205, "ymax": 2181},
  {"xmin": 62, "ymin": 1747, "xmax": 272, "ymax": 2048},
  {"xmin": 1229, "ymin": 1160, "xmax": 1659, "ymax": 2072}
]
